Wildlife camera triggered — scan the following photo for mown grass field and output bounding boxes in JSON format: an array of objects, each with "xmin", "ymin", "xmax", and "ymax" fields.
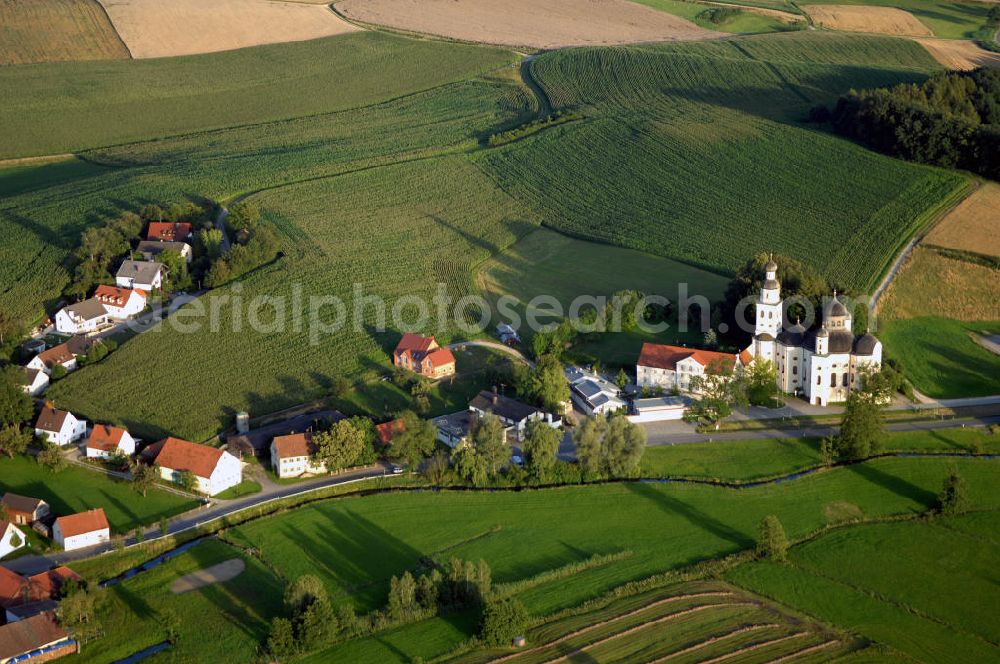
[
  {"xmin": 0, "ymin": 31, "xmax": 516, "ymax": 158},
  {"xmin": 225, "ymin": 457, "xmax": 999, "ymax": 618},
  {"xmin": 881, "ymin": 248, "xmax": 1000, "ymax": 322},
  {"xmin": 0, "ymin": 0, "xmax": 129, "ymax": 66},
  {"xmin": 727, "ymin": 509, "xmax": 1000, "ymax": 661},
  {"xmin": 925, "ymin": 182, "xmax": 1000, "ymax": 258},
  {"xmin": 797, "ymin": 0, "xmax": 994, "ymax": 39},
  {"xmin": 0, "ymin": 455, "xmax": 196, "ymax": 533},
  {"xmin": 477, "ymin": 32, "xmax": 968, "ymax": 292}
]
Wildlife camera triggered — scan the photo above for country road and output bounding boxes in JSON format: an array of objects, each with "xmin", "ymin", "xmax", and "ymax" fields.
[{"xmin": 448, "ymin": 339, "xmax": 533, "ymax": 366}]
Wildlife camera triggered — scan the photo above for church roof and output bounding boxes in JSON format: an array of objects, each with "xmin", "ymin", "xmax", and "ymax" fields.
[
  {"xmin": 854, "ymin": 333, "xmax": 879, "ymax": 356},
  {"xmin": 824, "ymin": 295, "xmax": 849, "ymax": 319}
]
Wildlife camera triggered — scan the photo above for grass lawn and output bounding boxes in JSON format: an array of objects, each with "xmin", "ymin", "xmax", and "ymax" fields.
[
  {"xmin": 214, "ymin": 480, "xmax": 263, "ymax": 500},
  {"xmin": 634, "ymin": 0, "xmax": 801, "ymax": 33},
  {"xmin": 0, "ymin": 455, "xmax": 197, "ymax": 533},
  {"xmin": 640, "ymin": 428, "xmax": 1000, "ymax": 481},
  {"xmin": 726, "ymin": 510, "xmax": 1000, "ymax": 661},
  {"xmin": 797, "ymin": 0, "xmax": 994, "ymax": 39},
  {"xmin": 79, "ymin": 538, "xmax": 284, "ymax": 663},
  {"xmin": 226, "ymin": 457, "xmax": 999, "ymax": 618},
  {"xmin": 880, "ymin": 317, "xmax": 1000, "ymax": 397}
]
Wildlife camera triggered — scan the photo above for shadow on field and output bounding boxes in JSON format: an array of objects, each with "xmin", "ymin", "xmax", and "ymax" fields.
[
  {"xmin": 847, "ymin": 463, "xmax": 938, "ymax": 508},
  {"xmin": 624, "ymin": 483, "xmax": 752, "ymax": 549}
]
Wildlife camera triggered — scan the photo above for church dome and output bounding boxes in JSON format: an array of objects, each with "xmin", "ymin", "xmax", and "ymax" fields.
[
  {"xmin": 765, "ymin": 257, "xmax": 778, "ymax": 272},
  {"xmin": 816, "ymin": 326, "xmax": 829, "ymax": 338},
  {"xmin": 854, "ymin": 333, "xmax": 879, "ymax": 356},
  {"xmin": 825, "ymin": 295, "xmax": 849, "ymax": 318}
]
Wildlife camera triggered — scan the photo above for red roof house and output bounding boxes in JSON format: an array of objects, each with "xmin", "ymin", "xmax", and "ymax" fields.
[
  {"xmin": 376, "ymin": 419, "xmax": 405, "ymax": 447},
  {"xmin": 393, "ymin": 333, "xmax": 456, "ymax": 379},
  {"xmin": 146, "ymin": 222, "xmax": 192, "ymax": 242}
]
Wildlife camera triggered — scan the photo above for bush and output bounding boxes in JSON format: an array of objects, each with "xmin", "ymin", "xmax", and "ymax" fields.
[
  {"xmin": 757, "ymin": 515, "xmax": 788, "ymax": 561},
  {"xmin": 479, "ymin": 597, "xmax": 529, "ymax": 647}
]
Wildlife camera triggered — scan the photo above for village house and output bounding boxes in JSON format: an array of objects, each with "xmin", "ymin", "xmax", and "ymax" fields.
[
  {"xmin": 142, "ymin": 437, "xmax": 242, "ymax": 495},
  {"xmin": 636, "ymin": 343, "xmax": 749, "ymax": 393},
  {"xmin": 393, "ymin": 333, "xmax": 456, "ymax": 379},
  {"xmin": 270, "ymin": 433, "xmax": 326, "ymax": 479},
  {"xmin": 93, "ymin": 285, "xmax": 147, "ymax": 319},
  {"xmin": 0, "ymin": 566, "xmax": 81, "ymax": 621},
  {"xmin": 53, "ymin": 298, "xmax": 110, "ymax": 335},
  {"xmin": 85, "ymin": 424, "xmax": 136, "ymax": 460},
  {"xmin": 146, "ymin": 221, "xmax": 193, "ymax": 242},
  {"xmin": 567, "ymin": 368, "xmax": 625, "ymax": 416},
  {"xmin": 53, "ymin": 508, "xmax": 110, "ymax": 552},
  {"xmin": 0, "ymin": 612, "xmax": 76, "ymax": 663},
  {"xmin": 0, "ymin": 520, "xmax": 26, "ymax": 559},
  {"xmin": 1, "ymin": 494, "xmax": 50, "ymax": 527},
  {"xmin": 433, "ymin": 411, "xmax": 472, "ymax": 449},
  {"xmin": 115, "ymin": 260, "xmax": 165, "ymax": 291},
  {"xmin": 135, "ymin": 240, "xmax": 193, "ymax": 263},
  {"xmin": 34, "ymin": 406, "xmax": 87, "ymax": 446},
  {"xmin": 19, "ymin": 368, "xmax": 48, "ymax": 397},
  {"xmin": 376, "ymin": 418, "xmax": 405, "ymax": 448},
  {"xmin": 26, "ymin": 336, "xmax": 97, "ymax": 375},
  {"xmin": 468, "ymin": 389, "xmax": 561, "ymax": 442}
]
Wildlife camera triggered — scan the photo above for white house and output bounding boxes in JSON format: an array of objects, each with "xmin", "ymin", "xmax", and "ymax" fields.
[
  {"xmin": 53, "ymin": 508, "xmax": 110, "ymax": 552},
  {"xmin": 54, "ymin": 298, "xmax": 110, "ymax": 335},
  {"xmin": 468, "ymin": 389, "xmax": 560, "ymax": 442},
  {"xmin": 115, "ymin": 260, "xmax": 164, "ymax": 291},
  {"xmin": 93, "ymin": 285, "xmax": 147, "ymax": 319},
  {"xmin": 0, "ymin": 520, "xmax": 27, "ymax": 559},
  {"xmin": 19, "ymin": 368, "xmax": 48, "ymax": 396},
  {"xmin": 26, "ymin": 336, "xmax": 97, "ymax": 375},
  {"xmin": 142, "ymin": 437, "xmax": 242, "ymax": 496},
  {"xmin": 743, "ymin": 259, "xmax": 882, "ymax": 407},
  {"xmin": 270, "ymin": 433, "xmax": 326, "ymax": 479},
  {"xmin": 85, "ymin": 424, "xmax": 136, "ymax": 460},
  {"xmin": 636, "ymin": 343, "xmax": 749, "ymax": 393},
  {"xmin": 567, "ymin": 368, "xmax": 626, "ymax": 416},
  {"xmin": 34, "ymin": 406, "xmax": 87, "ymax": 446}
]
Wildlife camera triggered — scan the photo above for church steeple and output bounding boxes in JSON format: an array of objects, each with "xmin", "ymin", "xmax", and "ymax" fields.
[{"xmin": 755, "ymin": 254, "xmax": 783, "ymax": 338}]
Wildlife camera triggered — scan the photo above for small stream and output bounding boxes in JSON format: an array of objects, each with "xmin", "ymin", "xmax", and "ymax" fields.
[
  {"xmin": 112, "ymin": 641, "xmax": 171, "ymax": 664},
  {"xmin": 99, "ymin": 537, "xmax": 208, "ymax": 588}
]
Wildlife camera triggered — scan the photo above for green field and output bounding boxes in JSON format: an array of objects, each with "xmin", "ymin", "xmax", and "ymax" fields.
[
  {"xmin": 880, "ymin": 317, "xmax": 1000, "ymax": 398},
  {"xmin": 0, "ymin": 455, "xmax": 196, "ymax": 533},
  {"xmin": 633, "ymin": 0, "xmax": 801, "ymax": 33},
  {"xmin": 0, "ymin": 32, "xmax": 516, "ymax": 158},
  {"xmin": 798, "ymin": 0, "xmax": 994, "ymax": 39},
  {"xmin": 727, "ymin": 510, "xmax": 1000, "ymax": 661}
]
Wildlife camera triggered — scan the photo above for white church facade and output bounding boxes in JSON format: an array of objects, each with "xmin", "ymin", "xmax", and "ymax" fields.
[{"xmin": 744, "ymin": 259, "xmax": 882, "ymax": 407}]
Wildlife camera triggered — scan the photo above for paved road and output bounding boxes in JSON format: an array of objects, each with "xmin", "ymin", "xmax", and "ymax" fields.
[{"xmin": 214, "ymin": 205, "xmax": 233, "ymax": 253}]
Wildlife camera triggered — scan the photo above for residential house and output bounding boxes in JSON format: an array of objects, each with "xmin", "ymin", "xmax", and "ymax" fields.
[
  {"xmin": 115, "ymin": 260, "xmax": 164, "ymax": 291},
  {"xmin": 270, "ymin": 433, "xmax": 326, "ymax": 479},
  {"xmin": 636, "ymin": 343, "xmax": 746, "ymax": 393},
  {"xmin": 0, "ymin": 612, "xmax": 76, "ymax": 663},
  {"xmin": 433, "ymin": 411, "xmax": 472, "ymax": 449},
  {"xmin": 53, "ymin": 299, "xmax": 110, "ymax": 335},
  {"xmin": 567, "ymin": 368, "xmax": 625, "ymax": 416},
  {"xmin": 19, "ymin": 368, "xmax": 48, "ymax": 396},
  {"xmin": 375, "ymin": 419, "xmax": 404, "ymax": 448},
  {"xmin": 136, "ymin": 240, "xmax": 193, "ymax": 263},
  {"xmin": 85, "ymin": 424, "xmax": 136, "ymax": 460},
  {"xmin": 0, "ymin": 567, "xmax": 80, "ymax": 621},
  {"xmin": 1, "ymin": 494, "xmax": 50, "ymax": 526},
  {"xmin": 53, "ymin": 509, "xmax": 110, "ymax": 552},
  {"xmin": 26, "ymin": 336, "xmax": 97, "ymax": 375},
  {"xmin": 34, "ymin": 406, "xmax": 87, "ymax": 446},
  {"xmin": 93, "ymin": 285, "xmax": 147, "ymax": 319},
  {"xmin": 0, "ymin": 521, "xmax": 26, "ymax": 559},
  {"xmin": 146, "ymin": 221, "xmax": 193, "ymax": 242},
  {"xmin": 468, "ymin": 389, "xmax": 560, "ymax": 442},
  {"xmin": 4, "ymin": 600, "xmax": 60, "ymax": 623},
  {"xmin": 393, "ymin": 333, "xmax": 456, "ymax": 379},
  {"xmin": 141, "ymin": 437, "xmax": 242, "ymax": 496}
]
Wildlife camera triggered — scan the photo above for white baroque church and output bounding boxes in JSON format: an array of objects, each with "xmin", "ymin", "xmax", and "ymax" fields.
[{"xmin": 744, "ymin": 258, "xmax": 882, "ymax": 406}]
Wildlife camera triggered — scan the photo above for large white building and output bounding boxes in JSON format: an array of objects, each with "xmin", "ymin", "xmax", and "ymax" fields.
[
  {"xmin": 141, "ymin": 437, "xmax": 242, "ymax": 496},
  {"xmin": 53, "ymin": 508, "xmax": 110, "ymax": 552},
  {"xmin": 744, "ymin": 259, "xmax": 881, "ymax": 406}
]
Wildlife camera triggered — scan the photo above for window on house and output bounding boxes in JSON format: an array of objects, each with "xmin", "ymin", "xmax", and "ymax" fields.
[
  {"xmin": 817, "ymin": 375, "xmax": 822, "ymax": 386},
  {"xmin": 843, "ymin": 373, "xmax": 849, "ymax": 387},
  {"xmin": 830, "ymin": 373, "xmax": 837, "ymax": 387},
  {"xmin": 792, "ymin": 366, "xmax": 798, "ymax": 375}
]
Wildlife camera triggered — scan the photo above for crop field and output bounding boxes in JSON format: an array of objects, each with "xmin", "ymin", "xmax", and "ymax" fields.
[
  {"xmin": 881, "ymin": 248, "xmax": 1000, "ymax": 322},
  {"xmin": 925, "ymin": 183, "xmax": 1000, "ymax": 257},
  {"xmin": 0, "ymin": 455, "xmax": 196, "ymax": 532},
  {"xmin": 915, "ymin": 37, "xmax": 1000, "ymax": 70},
  {"xmin": 476, "ymin": 33, "xmax": 968, "ymax": 292},
  {"xmin": 98, "ymin": 0, "xmax": 359, "ymax": 59},
  {"xmin": 0, "ymin": 31, "xmax": 516, "ymax": 158},
  {"xmin": 804, "ymin": 5, "xmax": 933, "ymax": 36},
  {"xmin": 334, "ymin": 0, "xmax": 724, "ymax": 48},
  {"xmin": 224, "ymin": 456, "xmax": 999, "ymax": 616},
  {"xmin": 797, "ymin": 0, "xmax": 994, "ymax": 39},
  {"xmin": 727, "ymin": 510, "xmax": 1000, "ymax": 662},
  {"xmin": 0, "ymin": 0, "xmax": 129, "ymax": 65}
]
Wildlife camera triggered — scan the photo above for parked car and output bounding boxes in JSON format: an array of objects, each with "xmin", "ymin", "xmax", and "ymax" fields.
[{"xmin": 390, "ymin": 464, "xmax": 405, "ymax": 474}]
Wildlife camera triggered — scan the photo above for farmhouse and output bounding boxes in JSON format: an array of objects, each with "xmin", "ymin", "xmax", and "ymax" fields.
[
  {"xmin": 85, "ymin": 424, "xmax": 136, "ymax": 459},
  {"xmin": 636, "ymin": 343, "xmax": 747, "ymax": 393},
  {"xmin": 146, "ymin": 221, "xmax": 193, "ymax": 242},
  {"xmin": 18, "ymin": 368, "xmax": 48, "ymax": 396},
  {"xmin": 376, "ymin": 418, "xmax": 404, "ymax": 447},
  {"xmin": 26, "ymin": 336, "xmax": 97, "ymax": 375},
  {"xmin": 53, "ymin": 508, "xmax": 110, "ymax": 552},
  {"xmin": 743, "ymin": 259, "xmax": 882, "ymax": 406},
  {"xmin": 1, "ymin": 494, "xmax": 50, "ymax": 526},
  {"xmin": 93, "ymin": 285, "xmax": 147, "ymax": 319},
  {"xmin": 142, "ymin": 437, "xmax": 242, "ymax": 495},
  {"xmin": 567, "ymin": 368, "xmax": 625, "ymax": 415},
  {"xmin": 34, "ymin": 406, "xmax": 87, "ymax": 446},
  {"xmin": 53, "ymin": 298, "xmax": 110, "ymax": 335},
  {"xmin": 468, "ymin": 389, "xmax": 560, "ymax": 442},
  {"xmin": 136, "ymin": 240, "xmax": 193, "ymax": 263},
  {"xmin": 115, "ymin": 260, "xmax": 164, "ymax": 291},
  {"xmin": 0, "ymin": 521, "xmax": 26, "ymax": 559},
  {"xmin": 270, "ymin": 433, "xmax": 326, "ymax": 479},
  {"xmin": 393, "ymin": 333, "xmax": 456, "ymax": 379},
  {"xmin": 0, "ymin": 612, "xmax": 75, "ymax": 663}
]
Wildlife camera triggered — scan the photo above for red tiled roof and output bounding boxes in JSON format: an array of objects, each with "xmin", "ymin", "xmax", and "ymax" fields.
[
  {"xmin": 376, "ymin": 419, "xmax": 405, "ymax": 446},
  {"xmin": 0, "ymin": 566, "xmax": 31, "ymax": 608},
  {"xmin": 739, "ymin": 349, "xmax": 753, "ymax": 366},
  {"xmin": 56, "ymin": 509, "xmax": 108, "ymax": 538},
  {"xmin": 0, "ymin": 612, "xmax": 69, "ymax": 660},
  {"xmin": 28, "ymin": 567, "xmax": 81, "ymax": 599},
  {"xmin": 637, "ymin": 343, "xmax": 738, "ymax": 373},
  {"xmin": 35, "ymin": 343, "xmax": 74, "ymax": 368},
  {"xmin": 272, "ymin": 433, "xmax": 314, "ymax": 459},
  {"xmin": 395, "ymin": 332, "xmax": 436, "ymax": 356},
  {"xmin": 87, "ymin": 424, "xmax": 128, "ymax": 452},
  {"xmin": 146, "ymin": 222, "xmax": 192, "ymax": 241},
  {"xmin": 35, "ymin": 406, "xmax": 69, "ymax": 433},
  {"xmin": 424, "ymin": 347, "xmax": 455, "ymax": 369},
  {"xmin": 145, "ymin": 437, "xmax": 224, "ymax": 479},
  {"xmin": 94, "ymin": 285, "xmax": 144, "ymax": 306}
]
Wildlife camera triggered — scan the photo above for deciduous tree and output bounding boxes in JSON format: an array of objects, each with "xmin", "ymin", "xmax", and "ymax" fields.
[
  {"xmin": 522, "ymin": 420, "xmax": 560, "ymax": 477},
  {"xmin": 757, "ymin": 515, "xmax": 789, "ymax": 561}
]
